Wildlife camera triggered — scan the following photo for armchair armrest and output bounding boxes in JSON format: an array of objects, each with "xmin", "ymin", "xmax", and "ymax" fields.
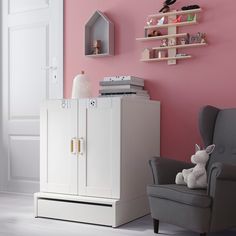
[
  {"xmin": 207, "ymin": 162, "xmax": 236, "ymax": 196},
  {"xmin": 149, "ymin": 157, "xmax": 194, "ymax": 184},
  {"xmin": 207, "ymin": 162, "xmax": 236, "ymax": 231}
]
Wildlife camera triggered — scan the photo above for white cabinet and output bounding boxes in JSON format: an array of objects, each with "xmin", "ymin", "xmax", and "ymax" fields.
[
  {"xmin": 78, "ymin": 98, "xmax": 121, "ymax": 198},
  {"xmin": 40, "ymin": 100, "xmax": 78, "ymax": 195},
  {"xmin": 35, "ymin": 97, "xmax": 160, "ymax": 227},
  {"xmin": 40, "ymin": 98, "xmax": 120, "ymax": 198}
]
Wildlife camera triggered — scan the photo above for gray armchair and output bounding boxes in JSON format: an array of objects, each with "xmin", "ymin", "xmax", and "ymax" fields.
[{"xmin": 147, "ymin": 105, "xmax": 236, "ymax": 236}]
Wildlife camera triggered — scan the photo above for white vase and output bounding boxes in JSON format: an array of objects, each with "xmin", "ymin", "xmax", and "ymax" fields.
[{"xmin": 71, "ymin": 71, "xmax": 92, "ymax": 99}]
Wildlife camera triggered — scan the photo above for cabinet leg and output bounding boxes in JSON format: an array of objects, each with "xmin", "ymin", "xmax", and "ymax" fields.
[{"xmin": 153, "ymin": 219, "xmax": 159, "ymax": 234}]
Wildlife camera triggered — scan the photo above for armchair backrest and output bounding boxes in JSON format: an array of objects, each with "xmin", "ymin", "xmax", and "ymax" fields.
[{"xmin": 199, "ymin": 106, "xmax": 236, "ymax": 172}]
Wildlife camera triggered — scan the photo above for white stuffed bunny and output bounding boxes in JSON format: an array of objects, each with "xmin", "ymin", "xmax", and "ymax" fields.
[{"xmin": 175, "ymin": 144, "xmax": 215, "ymax": 189}]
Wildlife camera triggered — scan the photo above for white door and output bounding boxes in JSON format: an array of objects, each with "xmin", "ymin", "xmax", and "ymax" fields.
[
  {"xmin": 78, "ymin": 98, "xmax": 121, "ymax": 199},
  {"xmin": 1, "ymin": 0, "xmax": 64, "ymax": 193},
  {"xmin": 40, "ymin": 100, "xmax": 78, "ymax": 195}
]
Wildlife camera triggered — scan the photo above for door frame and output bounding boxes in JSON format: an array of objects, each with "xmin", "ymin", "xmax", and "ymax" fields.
[{"xmin": 0, "ymin": 0, "xmax": 64, "ymax": 193}]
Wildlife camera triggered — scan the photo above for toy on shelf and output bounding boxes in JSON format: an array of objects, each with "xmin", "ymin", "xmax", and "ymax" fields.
[
  {"xmin": 92, "ymin": 40, "xmax": 101, "ymax": 54},
  {"xmin": 187, "ymin": 14, "xmax": 197, "ymax": 22},
  {"xmin": 176, "ymin": 53, "xmax": 188, "ymax": 57},
  {"xmin": 182, "ymin": 5, "xmax": 200, "ymax": 11},
  {"xmin": 141, "ymin": 48, "xmax": 156, "ymax": 60},
  {"xmin": 146, "ymin": 17, "xmax": 156, "ymax": 26},
  {"xmin": 190, "ymin": 32, "xmax": 207, "ymax": 44},
  {"xmin": 160, "ymin": 38, "xmax": 168, "ymax": 47},
  {"xmin": 172, "ymin": 15, "xmax": 182, "ymax": 23},
  {"xmin": 157, "ymin": 16, "xmax": 165, "ymax": 25},
  {"xmin": 179, "ymin": 33, "xmax": 190, "ymax": 45},
  {"xmin": 146, "ymin": 18, "xmax": 154, "ymax": 26},
  {"xmin": 147, "ymin": 30, "xmax": 162, "ymax": 37},
  {"xmin": 199, "ymin": 33, "xmax": 207, "ymax": 43},
  {"xmin": 158, "ymin": 51, "xmax": 167, "ymax": 58},
  {"xmin": 159, "ymin": 0, "xmax": 177, "ymax": 13},
  {"xmin": 168, "ymin": 38, "xmax": 176, "ymax": 46}
]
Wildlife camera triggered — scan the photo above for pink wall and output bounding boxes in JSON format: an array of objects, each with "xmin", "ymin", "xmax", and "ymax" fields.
[{"xmin": 64, "ymin": 0, "xmax": 236, "ymax": 161}]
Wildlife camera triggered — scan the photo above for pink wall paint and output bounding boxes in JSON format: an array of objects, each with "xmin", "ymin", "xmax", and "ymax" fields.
[{"xmin": 64, "ymin": 0, "xmax": 236, "ymax": 162}]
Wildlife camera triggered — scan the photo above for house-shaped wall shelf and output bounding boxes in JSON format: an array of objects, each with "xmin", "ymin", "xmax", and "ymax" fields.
[{"xmin": 85, "ymin": 11, "xmax": 114, "ymax": 57}]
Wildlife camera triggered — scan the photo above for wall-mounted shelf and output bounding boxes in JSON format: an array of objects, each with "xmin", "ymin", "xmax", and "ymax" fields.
[
  {"xmin": 136, "ymin": 33, "xmax": 187, "ymax": 42},
  {"xmin": 144, "ymin": 19, "xmax": 197, "ymax": 30},
  {"xmin": 152, "ymin": 43, "xmax": 207, "ymax": 51},
  {"xmin": 137, "ymin": 7, "xmax": 206, "ymax": 65},
  {"xmin": 85, "ymin": 11, "xmax": 114, "ymax": 57},
  {"xmin": 141, "ymin": 55, "xmax": 192, "ymax": 62},
  {"xmin": 148, "ymin": 8, "xmax": 202, "ymax": 18},
  {"xmin": 86, "ymin": 53, "xmax": 111, "ymax": 58}
]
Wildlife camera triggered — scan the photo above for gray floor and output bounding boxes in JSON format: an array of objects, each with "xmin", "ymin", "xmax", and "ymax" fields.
[{"xmin": 0, "ymin": 193, "xmax": 235, "ymax": 236}]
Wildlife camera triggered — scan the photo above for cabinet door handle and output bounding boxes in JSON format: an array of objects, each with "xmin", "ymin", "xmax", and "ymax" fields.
[
  {"xmin": 71, "ymin": 138, "xmax": 84, "ymax": 155},
  {"xmin": 70, "ymin": 138, "xmax": 77, "ymax": 154},
  {"xmin": 78, "ymin": 138, "xmax": 84, "ymax": 155},
  {"xmin": 71, "ymin": 139, "xmax": 74, "ymax": 153}
]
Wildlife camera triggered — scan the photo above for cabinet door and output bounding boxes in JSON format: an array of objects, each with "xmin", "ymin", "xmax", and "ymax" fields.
[
  {"xmin": 40, "ymin": 100, "xmax": 78, "ymax": 194},
  {"xmin": 78, "ymin": 98, "xmax": 121, "ymax": 199}
]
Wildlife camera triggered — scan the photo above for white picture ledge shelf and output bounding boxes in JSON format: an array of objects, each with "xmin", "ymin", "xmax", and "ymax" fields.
[
  {"xmin": 152, "ymin": 43, "xmax": 207, "ymax": 50},
  {"xmin": 136, "ymin": 33, "xmax": 188, "ymax": 42},
  {"xmin": 144, "ymin": 19, "xmax": 198, "ymax": 30},
  {"xmin": 136, "ymin": 8, "xmax": 206, "ymax": 65},
  {"xmin": 140, "ymin": 55, "xmax": 192, "ymax": 62},
  {"xmin": 148, "ymin": 8, "xmax": 202, "ymax": 18}
]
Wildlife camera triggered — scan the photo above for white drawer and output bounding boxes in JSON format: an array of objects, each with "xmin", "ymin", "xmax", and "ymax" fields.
[{"xmin": 37, "ymin": 198, "xmax": 114, "ymax": 226}]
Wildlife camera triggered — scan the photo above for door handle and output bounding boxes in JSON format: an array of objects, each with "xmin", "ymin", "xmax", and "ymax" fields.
[{"xmin": 42, "ymin": 65, "xmax": 58, "ymax": 70}]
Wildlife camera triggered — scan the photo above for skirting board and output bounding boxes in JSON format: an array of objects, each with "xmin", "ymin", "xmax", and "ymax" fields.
[{"xmin": 34, "ymin": 192, "xmax": 150, "ymax": 227}]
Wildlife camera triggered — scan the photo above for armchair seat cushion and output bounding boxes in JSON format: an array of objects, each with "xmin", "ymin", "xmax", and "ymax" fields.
[{"xmin": 147, "ymin": 184, "xmax": 212, "ymax": 208}]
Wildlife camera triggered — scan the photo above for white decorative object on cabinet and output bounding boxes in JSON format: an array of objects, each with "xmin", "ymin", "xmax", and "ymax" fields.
[
  {"xmin": 71, "ymin": 71, "xmax": 92, "ymax": 99},
  {"xmin": 34, "ymin": 97, "xmax": 160, "ymax": 227}
]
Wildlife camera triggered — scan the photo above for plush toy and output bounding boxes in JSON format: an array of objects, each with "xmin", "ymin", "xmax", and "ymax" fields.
[{"xmin": 175, "ymin": 144, "xmax": 215, "ymax": 189}]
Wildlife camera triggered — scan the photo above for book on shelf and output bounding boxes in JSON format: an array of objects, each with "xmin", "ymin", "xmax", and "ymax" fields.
[
  {"xmin": 100, "ymin": 84, "xmax": 143, "ymax": 90},
  {"xmin": 99, "ymin": 94, "xmax": 150, "ymax": 100},
  {"xmin": 100, "ymin": 80, "xmax": 144, "ymax": 87},
  {"xmin": 99, "ymin": 88, "xmax": 148, "ymax": 95},
  {"xmin": 103, "ymin": 76, "xmax": 144, "ymax": 85}
]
